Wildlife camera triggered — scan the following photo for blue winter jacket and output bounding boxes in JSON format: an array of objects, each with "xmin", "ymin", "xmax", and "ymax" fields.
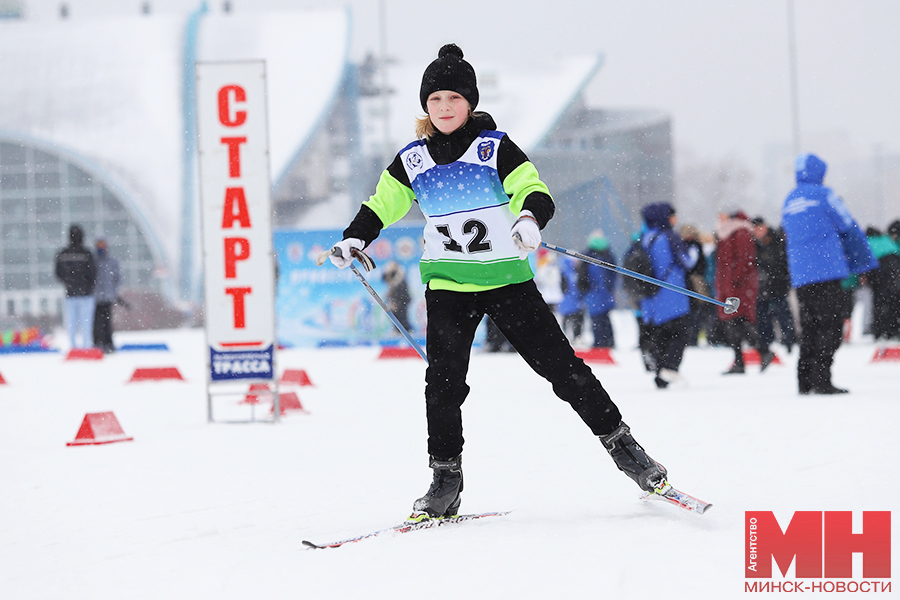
[
  {"xmin": 582, "ymin": 249, "xmax": 617, "ymax": 317},
  {"xmin": 781, "ymin": 154, "xmax": 877, "ymax": 288},
  {"xmin": 557, "ymin": 256, "xmax": 583, "ymax": 317},
  {"xmin": 639, "ymin": 203, "xmax": 693, "ymax": 326}
]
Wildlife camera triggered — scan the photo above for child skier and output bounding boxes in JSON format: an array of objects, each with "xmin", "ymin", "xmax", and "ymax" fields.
[{"xmin": 326, "ymin": 44, "xmax": 668, "ymax": 519}]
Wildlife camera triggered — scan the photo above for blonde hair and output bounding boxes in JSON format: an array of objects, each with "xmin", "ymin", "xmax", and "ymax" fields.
[
  {"xmin": 414, "ymin": 107, "xmax": 478, "ymax": 140},
  {"xmin": 415, "ymin": 115, "xmax": 437, "ymax": 139}
]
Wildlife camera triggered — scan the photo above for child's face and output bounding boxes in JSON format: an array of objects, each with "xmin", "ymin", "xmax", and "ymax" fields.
[{"xmin": 426, "ymin": 90, "xmax": 470, "ymax": 134}]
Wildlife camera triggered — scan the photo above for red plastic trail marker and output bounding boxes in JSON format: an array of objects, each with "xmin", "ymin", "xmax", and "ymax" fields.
[
  {"xmin": 270, "ymin": 391, "xmax": 308, "ymax": 416},
  {"xmin": 66, "ymin": 412, "xmax": 134, "ymax": 446},
  {"xmin": 128, "ymin": 367, "xmax": 185, "ymax": 382},
  {"xmin": 66, "ymin": 348, "xmax": 104, "ymax": 360},
  {"xmin": 240, "ymin": 383, "xmax": 271, "ymax": 405},
  {"xmin": 575, "ymin": 348, "xmax": 616, "ymax": 364},
  {"xmin": 872, "ymin": 346, "xmax": 900, "ymax": 362},
  {"xmin": 280, "ymin": 369, "xmax": 314, "ymax": 386},
  {"xmin": 742, "ymin": 348, "xmax": 782, "ymax": 365},
  {"xmin": 378, "ymin": 346, "xmax": 421, "ymax": 360}
]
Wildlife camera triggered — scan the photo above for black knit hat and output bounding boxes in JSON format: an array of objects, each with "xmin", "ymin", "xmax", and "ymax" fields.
[{"xmin": 419, "ymin": 44, "xmax": 479, "ymax": 112}]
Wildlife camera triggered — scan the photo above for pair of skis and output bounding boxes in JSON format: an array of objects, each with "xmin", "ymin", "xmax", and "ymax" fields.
[
  {"xmin": 302, "ymin": 511, "xmax": 510, "ymax": 549},
  {"xmin": 302, "ymin": 484, "xmax": 710, "ymax": 549}
]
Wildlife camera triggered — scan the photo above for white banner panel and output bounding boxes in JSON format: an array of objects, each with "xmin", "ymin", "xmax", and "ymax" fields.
[{"xmin": 196, "ymin": 61, "xmax": 276, "ymax": 382}]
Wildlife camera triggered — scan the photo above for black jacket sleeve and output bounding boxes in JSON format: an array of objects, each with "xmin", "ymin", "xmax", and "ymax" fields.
[{"xmin": 497, "ymin": 136, "xmax": 555, "ymax": 228}]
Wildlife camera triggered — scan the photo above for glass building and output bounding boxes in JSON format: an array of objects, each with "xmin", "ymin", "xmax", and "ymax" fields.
[{"xmin": 0, "ymin": 136, "xmax": 163, "ymax": 324}]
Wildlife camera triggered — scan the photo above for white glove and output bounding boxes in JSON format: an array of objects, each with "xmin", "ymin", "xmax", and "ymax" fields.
[
  {"xmin": 328, "ymin": 238, "xmax": 364, "ymax": 269},
  {"xmin": 511, "ymin": 210, "xmax": 541, "ymax": 260}
]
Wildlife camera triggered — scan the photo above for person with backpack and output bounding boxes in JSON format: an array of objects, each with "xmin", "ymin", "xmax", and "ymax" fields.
[{"xmin": 634, "ymin": 203, "xmax": 697, "ymax": 389}]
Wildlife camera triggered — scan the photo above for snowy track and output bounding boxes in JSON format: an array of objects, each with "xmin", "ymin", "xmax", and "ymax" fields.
[{"xmin": 1, "ymin": 314, "xmax": 897, "ymax": 599}]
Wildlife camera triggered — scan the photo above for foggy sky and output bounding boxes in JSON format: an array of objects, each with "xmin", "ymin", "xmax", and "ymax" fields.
[{"xmin": 19, "ymin": 0, "xmax": 900, "ymax": 180}]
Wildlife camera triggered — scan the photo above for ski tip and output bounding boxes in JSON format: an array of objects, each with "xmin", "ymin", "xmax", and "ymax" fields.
[{"xmin": 641, "ymin": 487, "xmax": 712, "ymax": 515}]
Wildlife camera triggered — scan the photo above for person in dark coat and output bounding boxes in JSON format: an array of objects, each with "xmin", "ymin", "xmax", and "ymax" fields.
[
  {"xmin": 679, "ymin": 224, "xmax": 712, "ymax": 346},
  {"xmin": 92, "ymin": 239, "xmax": 121, "ymax": 353},
  {"xmin": 382, "ymin": 261, "xmax": 413, "ymax": 332},
  {"xmin": 865, "ymin": 227, "xmax": 900, "ymax": 340},
  {"xmin": 716, "ymin": 210, "xmax": 767, "ymax": 374},
  {"xmin": 578, "ymin": 231, "xmax": 617, "ymax": 348},
  {"xmin": 557, "ymin": 255, "xmax": 585, "ymax": 344},
  {"xmin": 639, "ymin": 202, "xmax": 697, "ymax": 388},
  {"xmin": 54, "ymin": 224, "xmax": 96, "ymax": 349},
  {"xmin": 751, "ymin": 218, "xmax": 795, "ymax": 356},
  {"xmin": 888, "ymin": 219, "xmax": 900, "ymax": 244},
  {"xmin": 781, "ymin": 154, "xmax": 878, "ymax": 394}
]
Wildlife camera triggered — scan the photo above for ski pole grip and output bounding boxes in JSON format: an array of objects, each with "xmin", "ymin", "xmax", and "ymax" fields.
[{"xmin": 350, "ymin": 248, "xmax": 376, "ymax": 272}]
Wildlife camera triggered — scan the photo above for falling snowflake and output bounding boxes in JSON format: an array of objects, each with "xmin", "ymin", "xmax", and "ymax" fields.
[
  {"xmin": 457, "ymin": 183, "xmax": 465, "ymax": 190},
  {"xmin": 436, "ymin": 181, "xmax": 444, "ymax": 189}
]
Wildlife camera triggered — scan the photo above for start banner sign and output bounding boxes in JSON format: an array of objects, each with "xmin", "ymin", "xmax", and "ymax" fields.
[{"xmin": 196, "ymin": 61, "xmax": 276, "ymax": 382}]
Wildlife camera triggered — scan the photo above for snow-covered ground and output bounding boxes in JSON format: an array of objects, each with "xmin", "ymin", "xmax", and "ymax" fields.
[{"xmin": 1, "ymin": 311, "xmax": 897, "ymax": 599}]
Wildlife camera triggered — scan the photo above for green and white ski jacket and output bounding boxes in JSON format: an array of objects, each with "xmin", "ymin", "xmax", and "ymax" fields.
[{"xmin": 344, "ymin": 113, "xmax": 556, "ymax": 292}]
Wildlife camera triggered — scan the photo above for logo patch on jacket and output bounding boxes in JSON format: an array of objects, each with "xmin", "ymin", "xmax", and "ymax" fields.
[
  {"xmin": 477, "ymin": 140, "xmax": 495, "ymax": 162},
  {"xmin": 406, "ymin": 151, "xmax": 423, "ymax": 171}
]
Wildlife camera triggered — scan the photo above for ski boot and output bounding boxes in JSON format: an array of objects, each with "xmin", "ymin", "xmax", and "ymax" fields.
[
  {"xmin": 599, "ymin": 422, "xmax": 667, "ymax": 492},
  {"xmin": 410, "ymin": 454, "xmax": 463, "ymax": 520}
]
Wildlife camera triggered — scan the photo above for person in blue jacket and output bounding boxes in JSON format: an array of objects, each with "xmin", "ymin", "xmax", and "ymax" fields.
[
  {"xmin": 781, "ymin": 153, "xmax": 877, "ymax": 394},
  {"xmin": 579, "ymin": 231, "xmax": 617, "ymax": 348},
  {"xmin": 557, "ymin": 255, "xmax": 585, "ymax": 344},
  {"xmin": 639, "ymin": 202, "xmax": 698, "ymax": 388}
]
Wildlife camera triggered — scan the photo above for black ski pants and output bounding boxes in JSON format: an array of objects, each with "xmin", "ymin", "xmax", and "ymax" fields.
[
  {"xmin": 644, "ymin": 315, "xmax": 690, "ymax": 374},
  {"xmin": 796, "ymin": 279, "xmax": 844, "ymax": 392},
  {"xmin": 424, "ymin": 280, "xmax": 622, "ymax": 460},
  {"xmin": 93, "ymin": 301, "xmax": 114, "ymax": 350},
  {"xmin": 722, "ymin": 316, "xmax": 761, "ymax": 363}
]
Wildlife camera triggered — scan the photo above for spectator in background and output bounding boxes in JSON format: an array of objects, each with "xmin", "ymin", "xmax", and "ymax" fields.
[
  {"xmin": 639, "ymin": 202, "xmax": 697, "ymax": 389},
  {"xmin": 55, "ymin": 225, "xmax": 96, "ymax": 349},
  {"xmin": 579, "ymin": 230, "xmax": 617, "ymax": 348},
  {"xmin": 864, "ymin": 226, "xmax": 900, "ymax": 340},
  {"xmin": 752, "ymin": 217, "xmax": 795, "ymax": 355},
  {"xmin": 622, "ymin": 232, "xmax": 655, "ymax": 371},
  {"xmin": 888, "ymin": 219, "xmax": 900, "ymax": 244},
  {"xmin": 558, "ymin": 255, "xmax": 585, "ymax": 345},
  {"xmin": 382, "ymin": 261, "xmax": 413, "ymax": 332},
  {"xmin": 679, "ymin": 223, "xmax": 711, "ymax": 346},
  {"xmin": 716, "ymin": 211, "xmax": 768, "ymax": 374},
  {"xmin": 92, "ymin": 239, "xmax": 121, "ymax": 353},
  {"xmin": 781, "ymin": 153, "xmax": 878, "ymax": 395},
  {"xmin": 533, "ymin": 247, "xmax": 564, "ymax": 313}
]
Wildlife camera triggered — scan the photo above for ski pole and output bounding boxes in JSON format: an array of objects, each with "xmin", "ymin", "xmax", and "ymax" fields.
[
  {"xmin": 317, "ymin": 246, "xmax": 428, "ymax": 363},
  {"xmin": 540, "ymin": 240, "xmax": 740, "ymax": 314}
]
